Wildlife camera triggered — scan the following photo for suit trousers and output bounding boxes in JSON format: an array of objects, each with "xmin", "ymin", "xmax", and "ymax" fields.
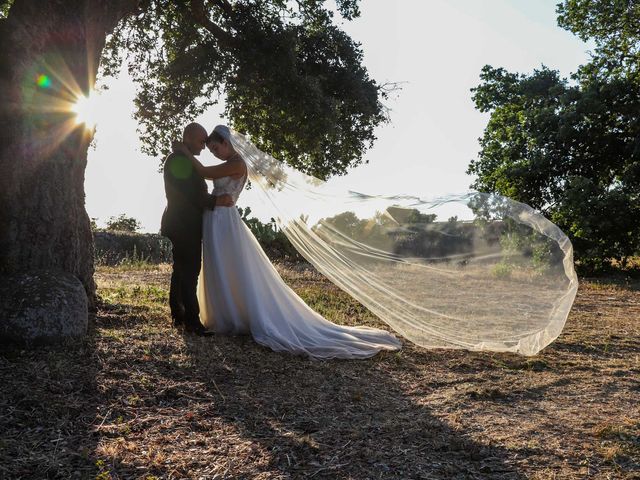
[{"xmin": 168, "ymin": 231, "xmax": 202, "ymax": 328}]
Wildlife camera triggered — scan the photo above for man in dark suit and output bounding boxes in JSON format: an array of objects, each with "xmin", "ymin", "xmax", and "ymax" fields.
[{"xmin": 161, "ymin": 123, "xmax": 233, "ymax": 335}]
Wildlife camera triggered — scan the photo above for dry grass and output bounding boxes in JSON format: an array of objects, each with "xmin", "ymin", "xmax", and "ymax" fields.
[{"xmin": 0, "ymin": 262, "xmax": 638, "ymax": 479}]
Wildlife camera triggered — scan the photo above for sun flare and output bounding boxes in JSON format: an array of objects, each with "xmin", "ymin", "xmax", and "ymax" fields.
[{"xmin": 72, "ymin": 93, "xmax": 100, "ymax": 128}]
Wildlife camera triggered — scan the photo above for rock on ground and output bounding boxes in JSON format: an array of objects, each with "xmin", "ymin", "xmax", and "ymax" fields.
[{"xmin": 0, "ymin": 269, "xmax": 88, "ymax": 345}]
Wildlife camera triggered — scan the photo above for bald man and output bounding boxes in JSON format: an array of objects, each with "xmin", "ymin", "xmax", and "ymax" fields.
[{"xmin": 161, "ymin": 123, "xmax": 233, "ymax": 335}]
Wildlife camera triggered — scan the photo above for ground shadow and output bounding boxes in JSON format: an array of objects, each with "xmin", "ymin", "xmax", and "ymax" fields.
[
  {"xmin": 5, "ymin": 284, "xmax": 637, "ymax": 478},
  {"xmin": 0, "ymin": 316, "xmax": 102, "ymax": 478},
  {"xmin": 167, "ymin": 333, "xmax": 527, "ymax": 479}
]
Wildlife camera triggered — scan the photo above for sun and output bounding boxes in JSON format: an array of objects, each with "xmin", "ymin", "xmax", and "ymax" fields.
[{"xmin": 72, "ymin": 92, "xmax": 100, "ymax": 128}]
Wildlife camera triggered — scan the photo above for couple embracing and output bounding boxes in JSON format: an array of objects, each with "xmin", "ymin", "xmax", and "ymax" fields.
[{"xmin": 161, "ymin": 123, "xmax": 402, "ymax": 359}]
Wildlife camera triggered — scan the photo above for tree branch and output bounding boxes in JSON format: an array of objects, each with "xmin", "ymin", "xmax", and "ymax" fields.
[
  {"xmin": 211, "ymin": 0, "xmax": 233, "ymax": 19},
  {"xmin": 190, "ymin": 0, "xmax": 235, "ymax": 46}
]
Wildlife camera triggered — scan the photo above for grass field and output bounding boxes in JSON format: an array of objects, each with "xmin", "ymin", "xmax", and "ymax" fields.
[{"xmin": 0, "ymin": 262, "xmax": 638, "ymax": 479}]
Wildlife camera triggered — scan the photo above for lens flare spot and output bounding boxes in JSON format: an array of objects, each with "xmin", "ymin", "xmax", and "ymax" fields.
[
  {"xmin": 169, "ymin": 155, "xmax": 193, "ymax": 179},
  {"xmin": 36, "ymin": 74, "xmax": 51, "ymax": 88},
  {"xmin": 72, "ymin": 93, "xmax": 100, "ymax": 128}
]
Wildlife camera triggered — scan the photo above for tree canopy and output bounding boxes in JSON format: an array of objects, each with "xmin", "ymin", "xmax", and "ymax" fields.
[
  {"xmin": 557, "ymin": 0, "xmax": 640, "ymax": 78},
  {"xmin": 0, "ymin": 0, "xmax": 391, "ymax": 308},
  {"xmin": 0, "ymin": 1, "xmax": 11, "ymax": 18},
  {"xmin": 468, "ymin": 0, "xmax": 640, "ymax": 270},
  {"xmin": 100, "ymin": 0, "xmax": 389, "ymax": 179}
]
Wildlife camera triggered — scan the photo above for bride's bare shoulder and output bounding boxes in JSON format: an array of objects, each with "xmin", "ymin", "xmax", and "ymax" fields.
[{"xmin": 229, "ymin": 155, "xmax": 247, "ymax": 179}]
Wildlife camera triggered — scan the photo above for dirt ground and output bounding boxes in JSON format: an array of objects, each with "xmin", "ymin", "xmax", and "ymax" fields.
[{"xmin": 0, "ymin": 263, "xmax": 638, "ymax": 479}]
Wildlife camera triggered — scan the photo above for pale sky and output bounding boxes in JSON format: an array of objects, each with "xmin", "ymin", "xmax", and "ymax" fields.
[{"xmin": 84, "ymin": 0, "xmax": 592, "ymax": 232}]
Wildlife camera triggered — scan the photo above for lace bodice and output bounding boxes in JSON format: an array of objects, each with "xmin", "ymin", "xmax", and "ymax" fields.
[{"xmin": 213, "ymin": 173, "xmax": 247, "ymax": 203}]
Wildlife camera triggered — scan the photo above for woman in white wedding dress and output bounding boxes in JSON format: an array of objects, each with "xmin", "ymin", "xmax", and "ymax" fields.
[{"xmin": 174, "ymin": 125, "xmax": 402, "ymax": 359}]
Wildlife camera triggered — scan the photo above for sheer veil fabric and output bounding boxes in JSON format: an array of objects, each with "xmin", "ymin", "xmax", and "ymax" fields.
[
  {"xmin": 225, "ymin": 129, "xmax": 578, "ymax": 356},
  {"xmin": 197, "ymin": 145, "xmax": 402, "ymax": 359}
]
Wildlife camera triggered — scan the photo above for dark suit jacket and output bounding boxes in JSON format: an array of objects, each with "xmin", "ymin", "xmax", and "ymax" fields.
[{"xmin": 160, "ymin": 152, "xmax": 215, "ymax": 240}]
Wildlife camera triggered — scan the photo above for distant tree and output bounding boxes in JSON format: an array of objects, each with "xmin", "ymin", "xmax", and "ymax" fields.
[
  {"xmin": 105, "ymin": 214, "xmax": 142, "ymax": 233},
  {"xmin": 90, "ymin": 217, "xmax": 99, "ymax": 231},
  {"xmin": 556, "ymin": 0, "xmax": 640, "ymax": 78},
  {"xmin": 467, "ymin": 0, "xmax": 640, "ymax": 270},
  {"xmin": 320, "ymin": 211, "xmax": 368, "ymax": 238}
]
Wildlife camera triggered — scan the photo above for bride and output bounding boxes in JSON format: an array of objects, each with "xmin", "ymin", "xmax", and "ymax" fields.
[{"xmin": 174, "ymin": 125, "xmax": 402, "ymax": 359}]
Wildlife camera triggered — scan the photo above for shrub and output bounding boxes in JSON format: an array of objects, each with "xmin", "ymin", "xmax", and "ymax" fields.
[
  {"xmin": 93, "ymin": 209, "xmax": 303, "ymax": 266},
  {"xmin": 105, "ymin": 214, "xmax": 143, "ymax": 233},
  {"xmin": 238, "ymin": 207, "xmax": 302, "ymax": 261},
  {"xmin": 93, "ymin": 231, "xmax": 172, "ymax": 266}
]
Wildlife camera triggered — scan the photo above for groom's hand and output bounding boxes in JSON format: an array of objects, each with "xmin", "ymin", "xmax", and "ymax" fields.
[{"xmin": 215, "ymin": 194, "xmax": 235, "ymax": 208}]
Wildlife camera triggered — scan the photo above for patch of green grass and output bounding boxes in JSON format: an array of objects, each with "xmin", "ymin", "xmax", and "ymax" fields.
[
  {"xmin": 100, "ymin": 328, "xmax": 127, "ymax": 342},
  {"xmin": 95, "ymin": 459, "xmax": 112, "ymax": 480},
  {"xmin": 491, "ymin": 262, "xmax": 512, "ymax": 279},
  {"xmin": 581, "ymin": 275, "xmax": 640, "ymax": 291},
  {"xmin": 296, "ymin": 286, "xmax": 379, "ymax": 327},
  {"xmin": 101, "ymin": 284, "xmax": 168, "ymax": 305}
]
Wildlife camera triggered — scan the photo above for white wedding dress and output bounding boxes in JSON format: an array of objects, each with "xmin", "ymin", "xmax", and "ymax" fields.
[{"xmin": 197, "ymin": 167, "xmax": 403, "ymax": 359}]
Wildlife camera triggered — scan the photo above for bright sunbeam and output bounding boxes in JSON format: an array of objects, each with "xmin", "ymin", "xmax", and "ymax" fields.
[{"xmin": 72, "ymin": 92, "xmax": 100, "ymax": 128}]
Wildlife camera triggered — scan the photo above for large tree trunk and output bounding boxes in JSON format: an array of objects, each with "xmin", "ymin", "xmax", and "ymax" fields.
[{"xmin": 0, "ymin": 0, "xmax": 136, "ymax": 344}]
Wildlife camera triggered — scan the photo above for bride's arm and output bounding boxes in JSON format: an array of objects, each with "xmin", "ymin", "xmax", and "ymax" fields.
[
  {"xmin": 197, "ymin": 159, "xmax": 246, "ymax": 180},
  {"xmin": 173, "ymin": 142, "xmax": 246, "ymax": 179}
]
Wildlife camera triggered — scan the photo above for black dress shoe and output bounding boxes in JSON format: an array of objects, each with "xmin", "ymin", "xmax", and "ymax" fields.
[
  {"xmin": 195, "ymin": 329, "xmax": 215, "ymax": 337},
  {"xmin": 171, "ymin": 308, "xmax": 186, "ymax": 328},
  {"xmin": 184, "ymin": 323, "xmax": 214, "ymax": 336},
  {"xmin": 172, "ymin": 316, "xmax": 185, "ymax": 328}
]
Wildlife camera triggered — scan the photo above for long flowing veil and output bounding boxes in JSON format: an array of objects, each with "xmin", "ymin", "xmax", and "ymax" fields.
[{"xmin": 228, "ymin": 129, "xmax": 578, "ymax": 356}]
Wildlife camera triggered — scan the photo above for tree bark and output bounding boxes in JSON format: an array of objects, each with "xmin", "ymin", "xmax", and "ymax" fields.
[{"xmin": 0, "ymin": 0, "xmax": 138, "ymax": 335}]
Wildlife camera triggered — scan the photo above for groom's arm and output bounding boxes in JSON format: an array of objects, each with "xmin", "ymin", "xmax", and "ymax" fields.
[
  {"xmin": 165, "ymin": 153, "xmax": 213, "ymax": 210},
  {"xmin": 208, "ymin": 192, "xmax": 235, "ymax": 208},
  {"xmin": 165, "ymin": 154, "xmax": 235, "ymax": 209},
  {"xmin": 197, "ymin": 181, "xmax": 216, "ymax": 210},
  {"xmin": 196, "ymin": 185, "xmax": 235, "ymax": 209}
]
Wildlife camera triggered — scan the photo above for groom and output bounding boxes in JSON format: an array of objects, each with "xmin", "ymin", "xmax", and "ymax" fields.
[{"xmin": 161, "ymin": 123, "xmax": 233, "ymax": 335}]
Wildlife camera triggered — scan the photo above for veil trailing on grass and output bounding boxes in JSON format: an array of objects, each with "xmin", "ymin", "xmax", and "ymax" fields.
[{"xmin": 228, "ymin": 129, "xmax": 578, "ymax": 356}]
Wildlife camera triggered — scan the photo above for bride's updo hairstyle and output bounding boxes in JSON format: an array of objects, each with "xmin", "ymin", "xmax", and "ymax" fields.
[
  {"xmin": 206, "ymin": 124, "xmax": 231, "ymax": 145},
  {"xmin": 206, "ymin": 124, "xmax": 238, "ymax": 160}
]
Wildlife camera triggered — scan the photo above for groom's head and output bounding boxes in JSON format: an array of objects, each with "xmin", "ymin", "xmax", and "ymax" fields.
[{"xmin": 182, "ymin": 123, "xmax": 208, "ymax": 156}]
